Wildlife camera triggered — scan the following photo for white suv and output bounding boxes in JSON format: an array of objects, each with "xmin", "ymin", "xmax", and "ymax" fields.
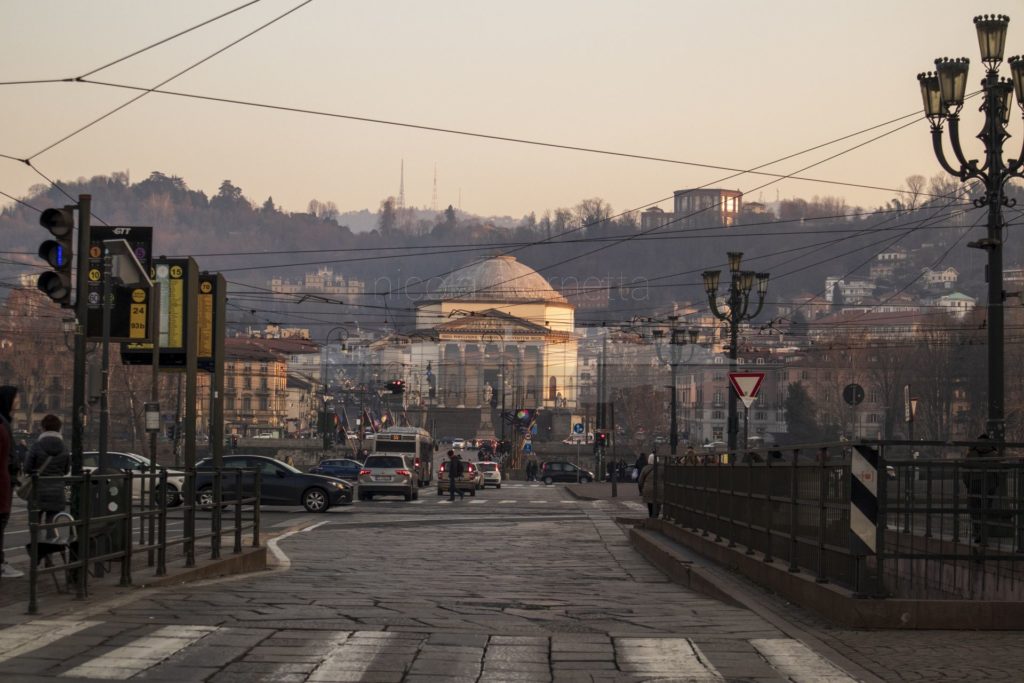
[{"xmin": 358, "ymin": 454, "xmax": 419, "ymax": 501}]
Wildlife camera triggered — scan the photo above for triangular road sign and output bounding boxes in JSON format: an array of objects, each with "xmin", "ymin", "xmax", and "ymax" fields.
[{"xmin": 729, "ymin": 372, "xmax": 765, "ymax": 409}]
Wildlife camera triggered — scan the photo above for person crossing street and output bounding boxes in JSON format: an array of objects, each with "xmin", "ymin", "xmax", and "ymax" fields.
[{"xmin": 447, "ymin": 449, "xmax": 464, "ymax": 501}]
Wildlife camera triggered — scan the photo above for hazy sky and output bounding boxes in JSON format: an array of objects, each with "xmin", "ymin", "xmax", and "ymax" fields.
[{"xmin": 1, "ymin": 1, "xmax": 1021, "ymax": 220}]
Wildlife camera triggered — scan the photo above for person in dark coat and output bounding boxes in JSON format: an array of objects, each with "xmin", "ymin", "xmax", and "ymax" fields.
[
  {"xmin": 0, "ymin": 386, "xmax": 20, "ymax": 578},
  {"xmin": 963, "ymin": 434, "xmax": 1000, "ymax": 544},
  {"xmin": 24, "ymin": 414, "xmax": 70, "ymax": 538},
  {"xmin": 447, "ymin": 449, "xmax": 464, "ymax": 501}
]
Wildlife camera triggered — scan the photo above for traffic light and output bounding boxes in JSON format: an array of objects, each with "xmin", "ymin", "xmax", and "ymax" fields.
[
  {"xmin": 594, "ymin": 430, "xmax": 609, "ymax": 452},
  {"xmin": 387, "ymin": 379, "xmax": 405, "ymax": 394},
  {"xmin": 37, "ymin": 206, "xmax": 75, "ymax": 306}
]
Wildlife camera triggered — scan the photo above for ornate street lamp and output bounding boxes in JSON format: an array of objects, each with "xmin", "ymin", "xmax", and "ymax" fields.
[
  {"xmin": 653, "ymin": 319, "xmax": 700, "ymax": 456},
  {"xmin": 918, "ymin": 14, "xmax": 1023, "ymax": 441},
  {"xmin": 702, "ymin": 253, "xmax": 769, "ymax": 454}
]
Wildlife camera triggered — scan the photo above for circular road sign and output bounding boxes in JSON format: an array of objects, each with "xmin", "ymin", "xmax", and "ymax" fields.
[
  {"xmin": 843, "ymin": 383, "xmax": 865, "ymax": 406},
  {"xmin": 573, "ymin": 422, "xmax": 584, "ymax": 435},
  {"xmin": 523, "ymin": 442, "xmax": 533, "ymax": 453}
]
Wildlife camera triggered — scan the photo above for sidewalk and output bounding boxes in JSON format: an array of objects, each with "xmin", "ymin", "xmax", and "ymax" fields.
[{"xmin": 564, "ymin": 480, "xmax": 642, "ymax": 502}]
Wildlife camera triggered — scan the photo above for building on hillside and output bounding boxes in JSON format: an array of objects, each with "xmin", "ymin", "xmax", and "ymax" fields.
[
  {"xmin": 921, "ymin": 266, "xmax": 959, "ymax": 290},
  {"xmin": 877, "ymin": 246, "xmax": 909, "ymax": 262},
  {"xmin": 640, "ymin": 188, "xmax": 742, "ymax": 231},
  {"xmin": 934, "ymin": 292, "xmax": 977, "ymax": 319},
  {"xmin": 269, "ymin": 267, "xmax": 365, "ymax": 297},
  {"xmin": 824, "ymin": 277, "xmax": 876, "ymax": 305}
]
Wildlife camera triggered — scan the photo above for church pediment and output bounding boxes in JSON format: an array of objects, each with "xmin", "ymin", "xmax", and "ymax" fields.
[{"xmin": 435, "ymin": 310, "xmax": 550, "ymax": 339}]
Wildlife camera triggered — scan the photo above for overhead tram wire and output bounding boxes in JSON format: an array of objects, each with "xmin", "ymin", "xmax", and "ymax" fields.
[
  {"xmin": 26, "ymin": 0, "xmax": 313, "ymax": 163},
  {"xmin": 72, "ymin": 78, "xmax": 948, "ymax": 203},
  {"xmin": 423, "ymin": 114, "xmax": 930, "ymax": 308},
  {"xmin": 0, "ymin": 0, "xmax": 309, "ymax": 224}
]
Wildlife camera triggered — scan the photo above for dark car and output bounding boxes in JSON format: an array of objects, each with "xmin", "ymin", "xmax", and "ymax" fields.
[
  {"xmin": 539, "ymin": 461, "xmax": 595, "ymax": 484},
  {"xmin": 195, "ymin": 455, "xmax": 353, "ymax": 512},
  {"xmin": 309, "ymin": 458, "xmax": 363, "ymax": 481}
]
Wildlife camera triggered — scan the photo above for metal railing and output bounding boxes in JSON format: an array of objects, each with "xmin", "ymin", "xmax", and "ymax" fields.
[
  {"xmin": 24, "ymin": 467, "xmax": 261, "ymax": 614},
  {"xmin": 656, "ymin": 439, "xmax": 1024, "ymax": 599}
]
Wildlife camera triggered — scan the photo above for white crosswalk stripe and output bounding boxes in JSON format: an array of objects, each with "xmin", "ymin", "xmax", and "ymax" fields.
[
  {"xmin": 616, "ymin": 637, "xmax": 723, "ymax": 680},
  {"xmin": 0, "ymin": 620, "xmax": 101, "ymax": 664},
  {"xmin": 0, "ymin": 624, "xmax": 856, "ymax": 682},
  {"xmin": 60, "ymin": 625, "xmax": 217, "ymax": 679},
  {"xmin": 751, "ymin": 638, "xmax": 858, "ymax": 682}
]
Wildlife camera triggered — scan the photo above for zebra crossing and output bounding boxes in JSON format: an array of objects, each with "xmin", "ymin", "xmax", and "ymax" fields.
[
  {"xmin": 0, "ymin": 620, "xmax": 859, "ymax": 682},
  {"xmin": 380, "ymin": 497, "xmax": 582, "ymax": 505}
]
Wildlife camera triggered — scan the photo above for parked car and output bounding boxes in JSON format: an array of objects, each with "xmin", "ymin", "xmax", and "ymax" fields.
[
  {"xmin": 476, "ymin": 461, "xmax": 502, "ymax": 488},
  {"xmin": 195, "ymin": 455, "xmax": 352, "ymax": 512},
  {"xmin": 69, "ymin": 451, "xmax": 186, "ymax": 507},
  {"xmin": 358, "ymin": 454, "xmax": 419, "ymax": 501},
  {"xmin": 539, "ymin": 461, "xmax": 595, "ymax": 484},
  {"xmin": 451, "ymin": 438, "xmax": 467, "ymax": 450},
  {"xmin": 436, "ymin": 459, "xmax": 478, "ymax": 496},
  {"xmin": 309, "ymin": 458, "xmax": 363, "ymax": 481}
]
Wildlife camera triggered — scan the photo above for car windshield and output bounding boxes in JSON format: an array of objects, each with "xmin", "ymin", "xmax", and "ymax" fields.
[{"xmin": 365, "ymin": 456, "xmax": 405, "ymax": 469}]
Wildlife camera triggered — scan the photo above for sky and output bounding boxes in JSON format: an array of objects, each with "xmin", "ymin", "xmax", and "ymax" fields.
[{"xmin": 1, "ymin": 0, "xmax": 1022, "ymax": 221}]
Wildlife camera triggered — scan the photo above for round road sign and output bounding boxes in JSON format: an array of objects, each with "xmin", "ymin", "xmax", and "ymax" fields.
[
  {"xmin": 573, "ymin": 422, "xmax": 584, "ymax": 434},
  {"xmin": 843, "ymin": 383, "xmax": 865, "ymax": 406}
]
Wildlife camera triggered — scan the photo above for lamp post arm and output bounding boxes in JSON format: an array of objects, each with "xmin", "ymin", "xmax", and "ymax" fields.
[
  {"xmin": 706, "ymin": 293, "xmax": 725, "ymax": 320},
  {"xmin": 1005, "ymin": 116, "xmax": 1024, "ymax": 177},
  {"xmin": 946, "ymin": 116, "xmax": 983, "ymax": 178},
  {"xmin": 747, "ymin": 295, "xmax": 768, "ymax": 322},
  {"xmin": 931, "ymin": 124, "xmax": 969, "ymax": 179}
]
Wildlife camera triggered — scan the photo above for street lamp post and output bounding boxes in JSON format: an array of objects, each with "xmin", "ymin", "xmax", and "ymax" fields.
[
  {"xmin": 917, "ymin": 14, "xmax": 1024, "ymax": 442},
  {"xmin": 321, "ymin": 326, "xmax": 349, "ymax": 451},
  {"xmin": 653, "ymin": 318, "xmax": 700, "ymax": 457},
  {"xmin": 703, "ymin": 252, "xmax": 769, "ymax": 455}
]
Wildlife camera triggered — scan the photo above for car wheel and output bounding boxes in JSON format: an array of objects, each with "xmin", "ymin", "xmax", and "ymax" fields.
[
  {"xmin": 197, "ymin": 486, "xmax": 215, "ymax": 507},
  {"xmin": 403, "ymin": 490, "xmax": 412, "ymax": 501},
  {"xmin": 580, "ymin": 476, "xmax": 591, "ymax": 484},
  {"xmin": 543, "ymin": 476, "xmax": 554, "ymax": 485},
  {"xmin": 469, "ymin": 488, "xmax": 476, "ymax": 497},
  {"xmin": 158, "ymin": 484, "xmax": 183, "ymax": 508},
  {"xmin": 496, "ymin": 484, "xmax": 501, "ymax": 489},
  {"xmin": 303, "ymin": 488, "xmax": 329, "ymax": 513}
]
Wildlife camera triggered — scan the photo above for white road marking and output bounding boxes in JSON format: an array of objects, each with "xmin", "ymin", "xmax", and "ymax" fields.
[
  {"xmin": 0, "ymin": 620, "xmax": 101, "ymax": 664},
  {"xmin": 468, "ymin": 499, "xmax": 485, "ymax": 504},
  {"xmin": 309, "ymin": 631, "xmax": 405, "ymax": 681},
  {"xmin": 499, "ymin": 500, "xmax": 516, "ymax": 504},
  {"xmin": 751, "ymin": 638, "xmax": 858, "ymax": 683},
  {"xmin": 61, "ymin": 625, "xmax": 217, "ymax": 679},
  {"xmin": 616, "ymin": 637, "xmax": 723, "ymax": 680}
]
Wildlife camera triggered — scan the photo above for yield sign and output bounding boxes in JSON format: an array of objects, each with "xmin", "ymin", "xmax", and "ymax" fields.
[{"xmin": 729, "ymin": 372, "xmax": 765, "ymax": 409}]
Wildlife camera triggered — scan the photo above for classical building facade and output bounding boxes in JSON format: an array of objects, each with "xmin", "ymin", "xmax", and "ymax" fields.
[{"xmin": 397, "ymin": 256, "xmax": 579, "ymax": 410}]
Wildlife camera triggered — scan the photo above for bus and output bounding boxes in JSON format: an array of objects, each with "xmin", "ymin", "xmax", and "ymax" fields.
[{"xmin": 371, "ymin": 426, "xmax": 434, "ymax": 487}]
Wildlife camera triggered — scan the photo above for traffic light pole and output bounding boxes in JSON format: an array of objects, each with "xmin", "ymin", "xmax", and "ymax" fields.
[{"xmin": 71, "ymin": 195, "xmax": 91, "ymax": 476}]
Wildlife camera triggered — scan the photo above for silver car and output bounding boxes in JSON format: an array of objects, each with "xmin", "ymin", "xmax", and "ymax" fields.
[{"xmin": 358, "ymin": 454, "xmax": 419, "ymax": 501}]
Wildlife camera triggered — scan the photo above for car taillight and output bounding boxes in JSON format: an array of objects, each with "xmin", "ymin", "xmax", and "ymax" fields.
[
  {"xmin": 359, "ymin": 469, "xmax": 371, "ymax": 476},
  {"xmin": 395, "ymin": 469, "xmax": 411, "ymax": 476}
]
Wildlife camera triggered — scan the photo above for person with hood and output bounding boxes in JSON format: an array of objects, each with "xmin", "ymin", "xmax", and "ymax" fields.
[
  {"xmin": 0, "ymin": 385, "xmax": 20, "ymax": 578},
  {"xmin": 637, "ymin": 453, "xmax": 662, "ymax": 518},
  {"xmin": 24, "ymin": 414, "xmax": 70, "ymax": 539}
]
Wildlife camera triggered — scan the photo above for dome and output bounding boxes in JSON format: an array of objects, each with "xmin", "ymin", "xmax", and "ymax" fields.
[{"xmin": 436, "ymin": 256, "xmax": 568, "ymax": 305}]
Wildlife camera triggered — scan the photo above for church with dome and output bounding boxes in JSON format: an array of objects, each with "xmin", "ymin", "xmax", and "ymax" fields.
[{"xmin": 391, "ymin": 256, "xmax": 579, "ymax": 414}]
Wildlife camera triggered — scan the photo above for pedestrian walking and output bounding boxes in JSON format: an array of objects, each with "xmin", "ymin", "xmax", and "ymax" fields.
[
  {"xmin": 963, "ymin": 434, "xmax": 1001, "ymax": 544},
  {"xmin": 633, "ymin": 452, "xmax": 646, "ymax": 490},
  {"xmin": 638, "ymin": 453, "xmax": 662, "ymax": 518},
  {"xmin": 0, "ymin": 386, "xmax": 21, "ymax": 578},
  {"xmin": 24, "ymin": 414, "xmax": 70, "ymax": 540},
  {"xmin": 447, "ymin": 449, "xmax": 464, "ymax": 501}
]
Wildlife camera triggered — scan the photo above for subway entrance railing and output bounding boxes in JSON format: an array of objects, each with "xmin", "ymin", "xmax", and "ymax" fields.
[
  {"xmin": 22, "ymin": 467, "xmax": 261, "ymax": 614},
  {"xmin": 655, "ymin": 439, "xmax": 1024, "ymax": 600}
]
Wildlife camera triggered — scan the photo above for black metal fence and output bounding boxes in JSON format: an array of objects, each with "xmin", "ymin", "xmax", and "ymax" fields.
[
  {"xmin": 23, "ymin": 467, "xmax": 261, "ymax": 614},
  {"xmin": 657, "ymin": 439, "xmax": 1024, "ymax": 600}
]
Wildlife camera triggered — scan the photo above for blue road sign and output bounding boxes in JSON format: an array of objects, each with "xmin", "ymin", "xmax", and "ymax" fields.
[
  {"xmin": 523, "ymin": 442, "xmax": 533, "ymax": 453},
  {"xmin": 573, "ymin": 422, "xmax": 584, "ymax": 434}
]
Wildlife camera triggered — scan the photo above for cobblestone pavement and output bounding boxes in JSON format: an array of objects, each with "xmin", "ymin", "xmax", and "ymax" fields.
[{"xmin": 0, "ymin": 481, "xmax": 1012, "ymax": 681}]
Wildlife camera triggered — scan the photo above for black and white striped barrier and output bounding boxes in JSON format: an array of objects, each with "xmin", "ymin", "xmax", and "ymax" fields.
[{"xmin": 849, "ymin": 445, "xmax": 879, "ymax": 555}]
